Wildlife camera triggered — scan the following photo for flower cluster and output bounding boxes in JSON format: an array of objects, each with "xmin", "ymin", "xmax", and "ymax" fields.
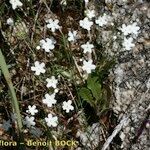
[
  {"xmin": 1, "ymin": 0, "xmax": 147, "ymax": 149},
  {"xmin": 120, "ymin": 23, "xmax": 140, "ymax": 36},
  {"xmin": 8, "ymin": 0, "xmax": 141, "ymax": 135},
  {"xmin": 119, "ymin": 22, "xmax": 140, "ymax": 50},
  {"xmin": 8, "ymin": 0, "xmax": 142, "ymax": 139},
  {"xmin": 29, "ymin": 18, "xmax": 80, "ymax": 128},
  {"xmin": 24, "ymin": 105, "xmax": 38, "ymax": 128},
  {"xmin": 79, "ymin": 11, "xmax": 97, "ymax": 75},
  {"xmin": 79, "ymin": 11, "xmax": 111, "ymax": 31}
]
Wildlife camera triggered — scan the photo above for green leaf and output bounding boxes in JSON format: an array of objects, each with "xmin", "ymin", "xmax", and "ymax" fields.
[
  {"xmin": 0, "ymin": 49, "xmax": 24, "ymax": 143},
  {"xmin": 87, "ymin": 75, "xmax": 98, "ymax": 85},
  {"xmin": 79, "ymin": 87, "xmax": 94, "ymax": 107},
  {"xmin": 87, "ymin": 75, "xmax": 102, "ymax": 101}
]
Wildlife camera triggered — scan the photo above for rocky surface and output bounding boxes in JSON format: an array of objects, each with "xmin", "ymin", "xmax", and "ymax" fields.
[
  {"xmin": 76, "ymin": 0, "xmax": 150, "ymax": 149},
  {"xmin": 94, "ymin": 0, "xmax": 150, "ymax": 149}
]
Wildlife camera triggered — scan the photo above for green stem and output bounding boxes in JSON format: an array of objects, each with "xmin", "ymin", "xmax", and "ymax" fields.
[{"xmin": 0, "ymin": 49, "xmax": 23, "ymax": 133}]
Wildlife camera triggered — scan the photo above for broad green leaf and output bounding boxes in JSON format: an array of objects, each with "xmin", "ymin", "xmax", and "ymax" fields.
[
  {"xmin": 87, "ymin": 75, "xmax": 102, "ymax": 101},
  {"xmin": 87, "ymin": 74, "xmax": 99, "ymax": 84},
  {"xmin": 79, "ymin": 87, "xmax": 94, "ymax": 107}
]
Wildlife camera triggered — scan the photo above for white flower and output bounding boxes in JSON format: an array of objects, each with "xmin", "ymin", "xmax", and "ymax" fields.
[
  {"xmin": 122, "ymin": 37, "xmax": 135, "ymax": 50},
  {"xmin": 120, "ymin": 24, "xmax": 130, "ymax": 36},
  {"xmin": 9, "ymin": 0, "xmax": 23, "ymax": 10},
  {"xmin": 6, "ymin": 18, "xmax": 14, "ymax": 26},
  {"xmin": 45, "ymin": 114, "xmax": 58, "ymax": 127},
  {"xmin": 26, "ymin": 105, "xmax": 38, "ymax": 116},
  {"xmin": 2, "ymin": 120, "xmax": 11, "ymax": 131},
  {"xmin": 85, "ymin": 10, "xmax": 95, "ymax": 19},
  {"xmin": 84, "ymin": 0, "xmax": 89, "ymax": 4},
  {"xmin": 95, "ymin": 14, "xmax": 110, "ymax": 27},
  {"xmin": 82, "ymin": 59, "xmax": 96, "ymax": 74},
  {"xmin": 42, "ymin": 93, "xmax": 57, "ymax": 107},
  {"xmin": 62, "ymin": 100, "xmax": 74, "ymax": 113},
  {"xmin": 31, "ymin": 61, "xmax": 46, "ymax": 75},
  {"xmin": 81, "ymin": 42, "xmax": 94, "ymax": 53},
  {"xmin": 46, "ymin": 19, "xmax": 61, "ymax": 32},
  {"xmin": 120, "ymin": 22, "xmax": 140, "ymax": 36},
  {"xmin": 79, "ymin": 17, "xmax": 93, "ymax": 31},
  {"xmin": 68, "ymin": 31, "xmax": 77, "ymax": 42},
  {"xmin": 24, "ymin": 116, "xmax": 35, "ymax": 128},
  {"xmin": 46, "ymin": 76, "xmax": 58, "ymax": 88},
  {"xmin": 40, "ymin": 38, "xmax": 56, "ymax": 52},
  {"xmin": 128, "ymin": 22, "xmax": 140, "ymax": 36}
]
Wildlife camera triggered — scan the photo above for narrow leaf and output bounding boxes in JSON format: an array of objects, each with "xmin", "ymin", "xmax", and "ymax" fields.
[{"xmin": 87, "ymin": 75, "xmax": 102, "ymax": 100}]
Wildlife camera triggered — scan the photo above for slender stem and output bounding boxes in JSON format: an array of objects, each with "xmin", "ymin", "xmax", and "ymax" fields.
[{"xmin": 0, "ymin": 49, "xmax": 23, "ymax": 133}]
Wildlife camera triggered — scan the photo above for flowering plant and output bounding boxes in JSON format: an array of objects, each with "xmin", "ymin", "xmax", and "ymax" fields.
[{"xmin": 0, "ymin": 0, "xmax": 146, "ymax": 150}]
